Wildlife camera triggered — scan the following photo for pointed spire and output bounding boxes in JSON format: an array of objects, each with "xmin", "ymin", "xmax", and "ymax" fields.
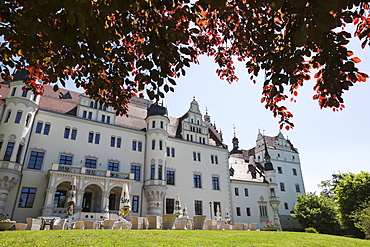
[
  {"xmin": 263, "ymin": 136, "xmax": 274, "ymax": 170},
  {"xmin": 233, "ymin": 124, "xmax": 236, "ymax": 137}
]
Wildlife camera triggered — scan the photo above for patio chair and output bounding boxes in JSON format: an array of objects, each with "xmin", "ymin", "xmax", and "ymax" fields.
[
  {"xmin": 233, "ymin": 223, "xmax": 246, "ymax": 230},
  {"xmin": 83, "ymin": 220, "xmax": 98, "ymax": 229},
  {"xmin": 192, "ymin": 215, "xmax": 206, "ymax": 230},
  {"xmin": 186, "ymin": 218, "xmax": 194, "ymax": 230},
  {"xmin": 249, "ymin": 223, "xmax": 258, "ymax": 231},
  {"xmin": 103, "ymin": 219, "xmax": 115, "ymax": 229},
  {"xmin": 113, "ymin": 221, "xmax": 124, "ymax": 229},
  {"xmin": 223, "ymin": 224, "xmax": 233, "ymax": 230},
  {"xmin": 146, "ymin": 215, "xmax": 161, "ymax": 229},
  {"xmin": 175, "ymin": 217, "xmax": 188, "ymax": 230},
  {"xmin": 52, "ymin": 219, "xmax": 67, "ymax": 230},
  {"xmin": 216, "ymin": 220, "xmax": 225, "ymax": 230},
  {"xmin": 130, "ymin": 216, "xmax": 143, "ymax": 230},
  {"xmin": 121, "ymin": 221, "xmax": 132, "ymax": 229},
  {"xmin": 15, "ymin": 223, "xmax": 27, "ymax": 230},
  {"xmin": 26, "ymin": 218, "xmax": 42, "ymax": 230},
  {"xmin": 73, "ymin": 221, "xmax": 85, "ymax": 230},
  {"xmin": 161, "ymin": 214, "xmax": 176, "ymax": 230},
  {"xmin": 205, "ymin": 219, "xmax": 217, "ymax": 230}
]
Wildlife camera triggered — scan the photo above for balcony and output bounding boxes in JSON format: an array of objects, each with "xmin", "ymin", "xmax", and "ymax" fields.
[{"xmin": 50, "ymin": 163, "xmax": 134, "ymax": 180}]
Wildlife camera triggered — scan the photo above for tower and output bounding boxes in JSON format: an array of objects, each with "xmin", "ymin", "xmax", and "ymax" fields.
[
  {"xmin": 143, "ymin": 102, "xmax": 169, "ymax": 215},
  {"xmin": 0, "ymin": 71, "xmax": 41, "ymax": 214}
]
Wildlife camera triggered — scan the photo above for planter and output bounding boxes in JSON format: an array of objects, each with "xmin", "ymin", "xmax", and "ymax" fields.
[
  {"xmin": 0, "ymin": 221, "xmax": 16, "ymax": 231},
  {"xmin": 262, "ymin": 226, "xmax": 278, "ymax": 231}
]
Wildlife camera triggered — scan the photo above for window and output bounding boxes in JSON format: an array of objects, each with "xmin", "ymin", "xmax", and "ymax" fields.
[
  {"xmin": 159, "ymin": 140, "xmax": 163, "ymax": 150},
  {"xmin": 59, "ymin": 155, "xmax": 72, "ymax": 165},
  {"xmin": 295, "ymin": 184, "xmax": 301, "ymax": 193},
  {"xmin": 166, "ymin": 147, "xmax": 170, "ymax": 156},
  {"xmin": 43, "ymin": 123, "xmax": 51, "ymax": 135},
  {"xmin": 284, "ymin": 202, "xmax": 289, "ymax": 210},
  {"xmin": 111, "ymin": 137, "xmax": 116, "ymax": 147},
  {"xmin": 82, "ymin": 111, "xmax": 87, "ymax": 118},
  {"xmin": 280, "ymin": 182, "xmax": 285, "ymax": 192},
  {"xmin": 211, "ymin": 155, "xmax": 214, "ymax": 164},
  {"xmin": 151, "ymin": 165, "xmax": 155, "ymax": 180},
  {"xmin": 101, "ymin": 115, "xmax": 105, "ymax": 122},
  {"xmin": 35, "ymin": 122, "xmax": 43, "ymax": 133},
  {"xmin": 132, "ymin": 196, "xmax": 139, "ymax": 213},
  {"xmin": 171, "ymin": 148, "xmax": 175, "ymax": 157},
  {"xmin": 88, "ymin": 112, "xmax": 92, "ymax": 120},
  {"xmin": 14, "ymin": 111, "xmax": 22, "ymax": 124},
  {"xmin": 166, "ymin": 198, "xmax": 174, "ymax": 214},
  {"xmin": 18, "ymin": 187, "xmax": 36, "ymax": 208},
  {"xmin": 158, "ymin": 165, "xmax": 163, "ymax": 180},
  {"xmin": 108, "ymin": 162, "xmax": 119, "ymax": 172},
  {"xmin": 27, "ymin": 151, "xmax": 44, "ymax": 169},
  {"xmin": 94, "ymin": 133, "xmax": 100, "ymax": 144},
  {"xmin": 197, "ymin": 152, "xmax": 201, "ymax": 162},
  {"xmin": 292, "ymin": 168, "xmax": 297, "ymax": 176},
  {"xmin": 64, "ymin": 127, "xmax": 71, "ymax": 139},
  {"xmin": 160, "ymin": 121, "xmax": 164, "ymax": 129},
  {"xmin": 107, "ymin": 116, "xmax": 110, "ymax": 124},
  {"xmin": 130, "ymin": 165, "xmax": 141, "ymax": 181},
  {"xmin": 88, "ymin": 132, "xmax": 94, "ymax": 143},
  {"xmin": 246, "ymin": 207, "xmax": 251, "ymax": 216},
  {"xmin": 244, "ymin": 188, "xmax": 249, "ymax": 196},
  {"xmin": 236, "ymin": 207, "xmax": 241, "ymax": 216},
  {"xmin": 235, "ymin": 187, "xmax": 239, "ymax": 196},
  {"xmin": 215, "ymin": 156, "xmax": 218, "ymax": 164},
  {"xmin": 90, "ymin": 102, "xmax": 94, "ymax": 108},
  {"xmin": 212, "ymin": 177, "xmax": 220, "ymax": 190},
  {"xmin": 259, "ymin": 205, "xmax": 268, "ymax": 217},
  {"xmin": 132, "ymin": 141, "xmax": 137, "ymax": 151},
  {"xmin": 16, "ymin": 144, "xmax": 23, "ymax": 163},
  {"xmin": 270, "ymin": 188, "xmax": 276, "ymax": 197},
  {"xmin": 151, "ymin": 140, "xmax": 155, "ymax": 150},
  {"xmin": 194, "ymin": 200, "xmax": 202, "ymax": 215},
  {"xmin": 54, "ymin": 190, "xmax": 67, "ymax": 207},
  {"xmin": 166, "ymin": 170, "xmax": 175, "ymax": 185},
  {"xmin": 85, "ymin": 158, "xmax": 97, "ymax": 168},
  {"xmin": 194, "ymin": 174, "xmax": 201, "ymax": 188},
  {"xmin": 138, "ymin": 141, "xmax": 142, "ymax": 152},
  {"xmin": 3, "ymin": 142, "xmax": 15, "ymax": 161},
  {"xmin": 4, "ymin": 110, "xmax": 11, "ymax": 123},
  {"xmin": 22, "ymin": 90, "xmax": 28, "ymax": 97},
  {"xmin": 193, "ymin": 152, "xmax": 196, "ymax": 161},
  {"xmin": 117, "ymin": 137, "xmax": 121, "ymax": 148},
  {"xmin": 25, "ymin": 114, "xmax": 31, "ymax": 127},
  {"xmin": 277, "ymin": 167, "xmax": 282, "ymax": 174},
  {"xmin": 71, "ymin": 129, "xmax": 77, "ymax": 140},
  {"xmin": 152, "ymin": 121, "xmax": 155, "ymax": 128},
  {"xmin": 11, "ymin": 87, "xmax": 16, "ymax": 96}
]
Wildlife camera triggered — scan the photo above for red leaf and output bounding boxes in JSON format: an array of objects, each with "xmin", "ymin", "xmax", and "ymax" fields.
[{"xmin": 352, "ymin": 57, "xmax": 361, "ymax": 63}]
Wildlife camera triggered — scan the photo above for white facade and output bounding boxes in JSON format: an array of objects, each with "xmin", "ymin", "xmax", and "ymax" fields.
[
  {"xmin": 0, "ymin": 76, "xmax": 305, "ymax": 229},
  {"xmin": 0, "ymin": 77, "xmax": 230, "ymax": 223}
]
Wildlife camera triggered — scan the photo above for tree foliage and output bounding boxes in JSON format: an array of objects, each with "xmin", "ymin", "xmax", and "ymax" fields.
[
  {"xmin": 351, "ymin": 202, "xmax": 370, "ymax": 239},
  {"xmin": 0, "ymin": 0, "xmax": 369, "ymax": 127},
  {"xmin": 334, "ymin": 171, "xmax": 370, "ymax": 237},
  {"xmin": 291, "ymin": 192, "xmax": 340, "ymax": 235}
]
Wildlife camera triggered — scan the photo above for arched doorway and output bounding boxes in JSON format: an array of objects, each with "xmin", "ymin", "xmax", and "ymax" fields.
[
  {"xmin": 53, "ymin": 182, "xmax": 69, "ymax": 208},
  {"xmin": 108, "ymin": 186, "xmax": 123, "ymax": 211},
  {"xmin": 82, "ymin": 184, "xmax": 102, "ymax": 212}
]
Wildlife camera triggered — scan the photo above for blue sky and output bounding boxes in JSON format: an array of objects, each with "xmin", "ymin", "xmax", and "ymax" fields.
[{"xmin": 66, "ymin": 32, "xmax": 370, "ymax": 194}]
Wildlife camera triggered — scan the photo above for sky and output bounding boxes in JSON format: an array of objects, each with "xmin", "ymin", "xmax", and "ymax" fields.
[{"xmin": 66, "ymin": 31, "xmax": 370, "ymax": 194}]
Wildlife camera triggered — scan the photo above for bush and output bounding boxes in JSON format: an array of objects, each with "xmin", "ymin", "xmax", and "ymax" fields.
[{"xmin": 305, "ymin": 227, "xmax": 319, "ymax": 234}]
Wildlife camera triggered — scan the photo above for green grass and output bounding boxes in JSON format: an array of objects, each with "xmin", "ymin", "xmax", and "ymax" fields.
[{"xmin": 1, "ymin": 230, "xmax": 369, "ymax": 247}]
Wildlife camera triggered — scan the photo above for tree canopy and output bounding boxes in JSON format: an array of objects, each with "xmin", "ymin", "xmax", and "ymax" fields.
[{"xmin": 0, "ymin": 0, "xmax": 369, "ymax": 128}]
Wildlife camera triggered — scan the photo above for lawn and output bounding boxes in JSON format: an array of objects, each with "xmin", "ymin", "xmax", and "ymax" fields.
[{"xmin": 1, "ymin": 230, "xmax": 369, "ymax": 247}]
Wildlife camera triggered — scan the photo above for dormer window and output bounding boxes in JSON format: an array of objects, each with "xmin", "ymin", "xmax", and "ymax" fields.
[
  {"xmin": 160, "ymin": 121, "xmax": 164, "ymax": 129},
  {"xmin": 152, "ymin": 121, "xmax": 156, "ymax": 128},
  {"xmin": 11, "ymin": 88, "xmax": 16, "ymax": 96},
  {"xmin": 22, "ymin": 90, "xmax": 28, "ymax": 97}
]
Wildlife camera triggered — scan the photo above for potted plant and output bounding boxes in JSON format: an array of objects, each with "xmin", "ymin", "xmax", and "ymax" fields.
[
  {"xmin": 262, "ymin": 221, "xmax": 278, "ymax": 231},
  {"xmin": 0, "ymin": 214, "xmax": 16, "ymax": 231}
]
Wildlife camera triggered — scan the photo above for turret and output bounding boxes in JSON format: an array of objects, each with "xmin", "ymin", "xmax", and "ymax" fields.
[
  {"xmin": 143, "ymin": 102, "xmax": 170, "ymax": 215},
  {"xmin": 0, "ymin": 71, "xmax": 41, "ymax": 214}
]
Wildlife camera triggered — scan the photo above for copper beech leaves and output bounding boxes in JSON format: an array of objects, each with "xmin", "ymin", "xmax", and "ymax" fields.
[{"xmin": 0, "ymin": 0, "xmax": 369, "ymax": 129}]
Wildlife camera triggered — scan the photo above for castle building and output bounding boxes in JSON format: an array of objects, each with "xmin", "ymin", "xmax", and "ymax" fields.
[{"xmin": 0, "ymin": 74, "xmax": 304, "ymax": 229}]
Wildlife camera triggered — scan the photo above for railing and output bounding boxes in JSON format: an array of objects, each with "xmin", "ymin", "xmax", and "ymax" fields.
[
  {"xmin": 143, "ymin": 179, "xmax": 166, "ymax": 187},
  {"xmin": 52, "ymin": 163, "xmax": 133, "ymax": 180},
  {"xmin": 0, "ymin": 161, "xmax": 22, "ymax": 173},
  {"xmin": 269, "ymin": 196, "xmax": 280, "ymax": 202}
]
